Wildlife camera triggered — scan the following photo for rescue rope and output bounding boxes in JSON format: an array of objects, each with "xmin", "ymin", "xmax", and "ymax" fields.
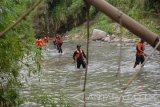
[
  {"xmin": 123, "ymin": 39, "xmax": 160, "ymax": 90},
  {"xmin": 82, "ymin": 2, "xmax": 90, "ymax": 107},
  {"xmin": 115, "ymin": 12, "xmax": 160, "ymax": 104},
  {"xmin": 0, "ymin": 0, "xmax": 43, "ymax": 38},
  {"xmin": 116, "ymin": 12, "xmax": 124, "ymax": 88},
  {"xmin": 82, "ymin": 4, "xmax": 89, "ymax": 92},
  {"xmin": 115, "ymin": 12, "xmax": 127, "ymax": 106}
]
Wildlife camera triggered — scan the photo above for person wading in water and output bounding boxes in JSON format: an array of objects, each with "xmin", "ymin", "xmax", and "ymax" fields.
[
  {"xmin": 133, "ymin": 38, "xmax": 147, "ymax": 68},
  {"xmin": 73, "ymin": 45, "xmax": 87, "ymax": 69},
  {"xmin": 55, "ymin": 34, "xmax": 63, "ymax": 54},
  {"xmin": 36, "ymin": 36, "xmax": 44, "ymax": 50}
]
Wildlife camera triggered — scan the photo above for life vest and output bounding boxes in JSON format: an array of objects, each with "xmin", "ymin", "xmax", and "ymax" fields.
[
  {"xmin": 75, "ymin": 49, "xmax": 83, "ymax": 59},
  {"xmin": 56, "ymin": 38, "xmax": 63, "ymax": 44},
  {"xmin": 36, "ymin": 39, "xmax": 44, "ymax": 47},
  {"xmin": 136, "ymin": 42, "xmax": 144, "ymax": 55}
]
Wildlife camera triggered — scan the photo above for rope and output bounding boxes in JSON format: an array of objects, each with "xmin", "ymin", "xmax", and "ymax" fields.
[
  {"xmin": 116, "ymin": 12, "xmax": 124, "ymax": 88},
  {"xmin": 115, "ymin": 12, "xmax": 160, "ymax": 104},
  {"xmin": 82, "ymin": 2, "xmax": 90, "ymax": 107},
  {"xmin": 123, "ymin": 39, "xmax": 160, "ymax": 90},
  {"xmin": 0, "ymin": 0, "xmax": 43, "ymax": 38},
  {"xmin": 115, "ymin": 12, "xmax": 127, "ymax": 107}
]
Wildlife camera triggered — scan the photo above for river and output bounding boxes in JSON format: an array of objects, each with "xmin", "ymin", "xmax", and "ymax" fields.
[{"xmin": 20, "ymin": 40, "xmax": 160, "ymax": 107}]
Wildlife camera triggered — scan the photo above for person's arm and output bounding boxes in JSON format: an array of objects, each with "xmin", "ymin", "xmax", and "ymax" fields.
[
  {"xmin": 55, "ymin": 39, "xmax": 57, "ymax": 44},
  {"xmin": 60, "ymin": 39, "xmax": 63, "ymax": 44},
  {"xmin": 143, "ymin": 44, "xmax": 148, "ymax": 56},
  {"xmin": 73, "ymin": 51, "xmax": 76, "ymax": 60},
  {"xmin": 82, "ymin": 50, "xmax": 86, "ymax": 58},
  {"xmin": 137, "ymin": 44, "xmax": 143, "ymax": 53}
]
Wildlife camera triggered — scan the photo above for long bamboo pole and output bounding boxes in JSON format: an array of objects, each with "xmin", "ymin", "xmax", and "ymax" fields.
[{"xmin": 85, "ymin": 0, "xmax": 160, "ymax": 51}]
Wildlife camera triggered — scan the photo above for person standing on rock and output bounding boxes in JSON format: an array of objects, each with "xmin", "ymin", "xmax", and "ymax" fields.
[
  {"xmin": 133, "ymin": 38, "xmax": 147, "ymax": 68},
  {"xmin": 73, "ymin": 45, "xmax": 87, "ymax": 69}
]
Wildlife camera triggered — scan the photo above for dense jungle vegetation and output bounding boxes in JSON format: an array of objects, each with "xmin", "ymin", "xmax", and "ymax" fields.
[
  {"xmin": 0, "ymin": 0, "xmax": 42, "ymax": 106},
  {"xmin": 0, "ymin": 0, "xmax": 160, "ymax": 106}
]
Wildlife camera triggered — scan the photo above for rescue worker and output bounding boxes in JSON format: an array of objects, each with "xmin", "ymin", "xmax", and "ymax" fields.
[
  {"xmin": 73, "ymin": 45, "xmax": 86, "ymax": 69},
  {"xmin": 43, "ymin": 35, "xmax": 49, "ymax": 44},
  {"xmin": 54, "ymin": 34, "xmax": 60, "ymax": 49},
  {"xmin": 133, "ymin": 38, "xmax": 146, "ymax": 68},
  {"xmin": 36, "ymin": 36, "xmax": 44, "ymax": 50},
  {"xmin": 55, "ymin": 34, "xmax": 63, "ymax": 53}
]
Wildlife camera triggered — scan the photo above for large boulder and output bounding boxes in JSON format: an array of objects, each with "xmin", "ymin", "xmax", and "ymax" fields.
[{"xmin": 91, "ymin": 29, "xmax": 107, "ymax": 41}]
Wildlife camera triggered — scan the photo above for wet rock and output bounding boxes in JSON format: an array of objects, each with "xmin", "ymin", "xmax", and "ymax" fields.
[
  {"xmin": 110, "ymin": 34, "xmax": 116, "ymax": 40},
  {"xmin": 102, "ymin": 36, "xmax": 110, "ymax": 42},
  {"xmin": 91, "ymin": 29, "xmax": 107, "ymax": 41},
  {"xmin": 89, "ymin": 28, "xmax": 138, "ymax": 44},
  {"xmin": 112, "ymin": 38, "xmax": 120, "ymax": 42}
]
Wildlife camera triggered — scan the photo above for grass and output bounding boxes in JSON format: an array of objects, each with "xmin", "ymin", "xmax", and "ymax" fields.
[
  {"xmin": 67, "ymin": 13, "xmax": 113, "ymax": 38},
  {"xmin": 67, "ymin": 0, "xmax": 160, "ymax": 38}
]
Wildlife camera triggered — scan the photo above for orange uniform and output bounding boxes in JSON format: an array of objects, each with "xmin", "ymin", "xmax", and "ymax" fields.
[
  {"xmin": 55, "ymin": 38, "xmax": 63, "ymax": 45},
  {"xmin": 133, "ymin": 40, "xmax": 145, "ymax": 68},
  {"xmin": 73, "ymin": 45, "xmax": 86, "ymax": 69},
  {"xmin": 74, "ymin": 49, "xmax": 85, "ymax": 60},
  {"xmin": 36, "ymin": 38, "xmax": 44, "ymax": 47},
  {"xmin": 136, "ymin": 42, "xmax": 144, "ymax": 55}
]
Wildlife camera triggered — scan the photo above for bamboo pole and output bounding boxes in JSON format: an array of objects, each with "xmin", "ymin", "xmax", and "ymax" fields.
[
  {"xmin": 0, "ymin": 0, "xmax": 43, "ymax": 37},
  {"xmin": 85, "ymin": 0, "xmax": 160, "ymax": 51}
]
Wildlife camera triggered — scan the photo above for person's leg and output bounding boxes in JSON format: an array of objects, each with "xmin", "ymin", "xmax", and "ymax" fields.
[
  {"xmin": 77, "ymin": 60, "xmax": 81, "ymax": 69},
  {"xmin": 140, "ymin": 55, "xmax": 145, "ymax": 64},
  {"xmin": 82, "ymin": 60, "xmax": 86, "ymax": 68},
  {"xmin": 57, "ymin": 45, "xmax": 60, "ymax": 53},
  {"xmin": 133, "ymin": 55, "xmax": 140, "ymax": 68},
  {"xmin": 56, "ymin": 44, "xmax": 59, "ymax": 50},
  {"xmin": 59, "ymin": 44, "xmax": 62, "ymax": 53}
]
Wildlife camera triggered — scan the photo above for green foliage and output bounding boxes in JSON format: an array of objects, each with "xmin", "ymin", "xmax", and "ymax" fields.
[
  {"xmin": 127, "ymin": 7, "xmax": 143, "ymax": 19},
  {"xmin": 68, "ymin": 13, "xmax": 113, "ymax": 37},
  {"xmin": 0, "ymin": 0, "xmax": 160, "ymax": 106},
  {"xmin": 67, "ymin": 0, "xmax": 83, "ymax": 17},
  {"xmin": 3, "ymin": 88, "xmax": 23, "ymax": 106},
  {"xmin": 67, "ymin": 0, "xmax": 160, "ymax": 37},
  {"xmin": 35, "ymin": 92, "xmax": 74, "ymax": 107},
  {"xmin": 50, "ymin": 0, "xmax": 98, "ymax": 33},
  {"xmin": 92, "ymin": 13, "xmax": 113, "ymax": 34},
  {"xmin": 145, "ymin": 0, "xmax": 160, "ymax": 11},
  {"xmin": 0, "ymin": 0, "xmax": 40, "ymax": 106},
  {"xmin": 51, "ymin": 0, "xmax": 68, "ymax": 28}
]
